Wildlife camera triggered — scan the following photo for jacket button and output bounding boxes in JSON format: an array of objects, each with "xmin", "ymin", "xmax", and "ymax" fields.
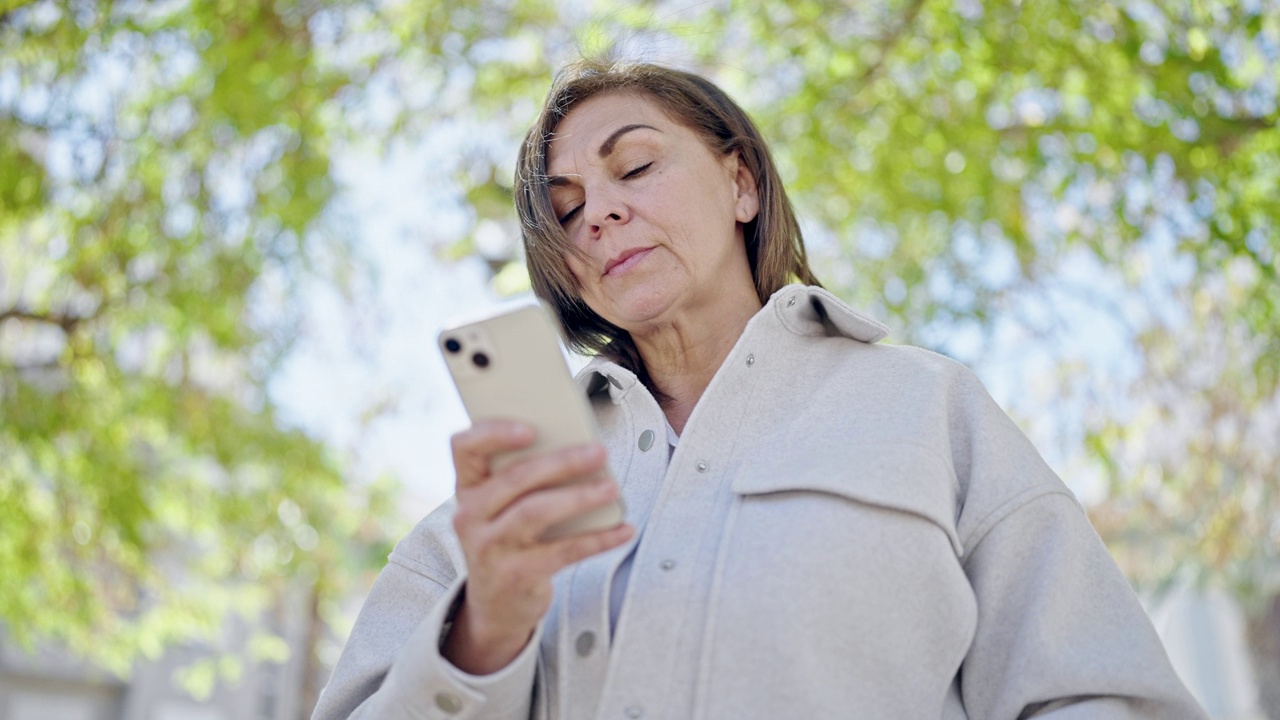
[
  {"xmin": 660, "ymin": 559, "xmax": 676, "ymax": 571},
  {"xmin": 695, "ymin": 460, "xmax": 708, "ymax": 473},
  {"xmin": 625, "ymin": 705, "xmax": 644, "ymax": 718},
  {"xmin": 575, "ymin": 630, "xmax": 596, "ymax": 657},
  {"xmin": 435, "ymin": 692, "xmax": 463, "ymax": 714},
  {"xmin": 638, "ymin": 429, "xmax": 655, "ymax": 452},
  {"xmin": 787, "ymin": 296, "xmax": 796, "ymax": 307},
  {"xmin": 746, "ymin": 353, "xmax": 755, "ymax": 367}
]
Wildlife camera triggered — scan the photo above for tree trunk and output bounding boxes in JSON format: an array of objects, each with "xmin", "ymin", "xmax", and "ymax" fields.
[
  {"xmin": 1247, "ymin": 593, "xmax": 1280, "ymax": 720},
  {"xmin": 297, "ymin": 582, "xmax": 324, "ymax": 720}
]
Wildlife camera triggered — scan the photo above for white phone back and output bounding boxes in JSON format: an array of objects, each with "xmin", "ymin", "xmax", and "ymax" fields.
[{"xmin": 439, "ymin": 303, "xmax": 625, "ymax": 538}]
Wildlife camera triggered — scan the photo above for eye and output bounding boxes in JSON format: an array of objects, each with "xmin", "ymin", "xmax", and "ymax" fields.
[
  {"xmin": 623, "ymin": 162, "xmax": 653, "ymax": 179},
  {"xmin": 558, "ymin": 205, "xmax": 582, "ymax": 225}
]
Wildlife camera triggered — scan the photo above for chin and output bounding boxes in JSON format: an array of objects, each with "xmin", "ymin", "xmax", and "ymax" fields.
[{"xmin": 602, "ymin": 282, "xmax": 681, "ymax": 329}]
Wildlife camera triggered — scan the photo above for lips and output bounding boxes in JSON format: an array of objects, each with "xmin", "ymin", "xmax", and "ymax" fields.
[{"xmin": 603, "ymin": 246, "xmax": 655, "ymax": 276}]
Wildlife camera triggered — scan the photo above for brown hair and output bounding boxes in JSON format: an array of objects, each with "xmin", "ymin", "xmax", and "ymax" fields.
[{"xmin": 515, "ymin": 59, "xmax": 820, "ymax": 382}]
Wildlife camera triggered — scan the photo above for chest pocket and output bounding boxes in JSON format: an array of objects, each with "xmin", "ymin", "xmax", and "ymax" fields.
[
  {"xmin": 702, "ymin": 442, "xmax": 974, "ymax": 718},
  {"xmin": 729, "ymin": 441, "xmax": 963, "ymax": 556}
]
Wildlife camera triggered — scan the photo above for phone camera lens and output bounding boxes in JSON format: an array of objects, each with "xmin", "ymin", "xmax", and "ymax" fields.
[
  {"xmin": 443, "ymin": 338, "xmax": 462, "ymax": 353},
  {"xmin": 472, "ymin": 352, "xmax": 490, "ymax": 368}
]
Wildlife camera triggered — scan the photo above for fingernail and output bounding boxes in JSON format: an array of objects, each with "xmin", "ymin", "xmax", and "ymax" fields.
[{"xmin": 509, "ymin": 423, "xmax": 534, "ymax": 440}]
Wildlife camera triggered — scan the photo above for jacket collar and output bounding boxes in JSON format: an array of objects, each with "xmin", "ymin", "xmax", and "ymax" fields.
[
  {"xmin": 578, "ymin": 359, "xmax": 638, "ymax": 401},
  {"xmin": 574, "ymin": 285, "xmax": 889, "ymax": 401},
  {"xmin": 771, "ymin": 284, "xmax": 890, "ymax": 344}
]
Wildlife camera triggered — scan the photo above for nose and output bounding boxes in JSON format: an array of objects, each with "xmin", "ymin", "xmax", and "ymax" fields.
[{"xmin": 583, "ymin": 186, "xmax": 628, "ymax": 239}]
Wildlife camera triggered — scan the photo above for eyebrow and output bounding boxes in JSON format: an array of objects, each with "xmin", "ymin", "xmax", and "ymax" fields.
[
  {"xmin": 547, "ymin": 123, "xmax": 661, "ymax": 187},
  {"xmin": 599, "ymin": 123, "xmax": 659, "ymax": 157}
]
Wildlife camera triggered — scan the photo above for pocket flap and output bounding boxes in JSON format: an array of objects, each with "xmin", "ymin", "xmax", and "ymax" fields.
[{"xmin": 731, "ymin": 442, "xmax": 962, "ymax": 555}]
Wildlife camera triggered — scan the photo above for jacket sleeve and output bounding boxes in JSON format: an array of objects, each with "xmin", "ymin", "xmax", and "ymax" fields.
[
  {"xmin": 311, "ymin": 528, "xmax": 540, "ymax": 719},
  {"xmin": 936, "ymin": 360, "xmax": 1207, "ymax": 719},
  {"xmin": 958, "ymin": 487, "xmax": 1208, "ymax": 719}
]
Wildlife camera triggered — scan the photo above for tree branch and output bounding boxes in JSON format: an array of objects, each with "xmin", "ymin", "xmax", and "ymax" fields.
[
  {"xmin": 849, "ymin": 0, "xmax": 928, "ymax": 93},
  {"xmin": 0, "ymin": 307, "xmax": 96, "ymax": 333}
]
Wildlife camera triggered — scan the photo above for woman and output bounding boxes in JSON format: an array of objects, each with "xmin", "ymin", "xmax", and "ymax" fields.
[{"xmin": 313, "ymin": 60, "xmax": 1206, "ymax": 719}]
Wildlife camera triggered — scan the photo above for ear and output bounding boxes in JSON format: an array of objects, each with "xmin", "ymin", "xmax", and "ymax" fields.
[{"xmin": 728, "ymin": 151, "xmax": 760, "ymax": 224}]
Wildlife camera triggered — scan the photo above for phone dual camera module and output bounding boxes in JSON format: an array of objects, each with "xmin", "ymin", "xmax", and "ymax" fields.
[{"xmin": 442, "ymin": 336, "xmax": 489, "ymax": 369}]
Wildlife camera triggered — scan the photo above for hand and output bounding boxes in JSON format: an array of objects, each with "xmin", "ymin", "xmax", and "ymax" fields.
[{"xmin": 443, "ymin": 420, "xmax": 634, "ymax": 674}]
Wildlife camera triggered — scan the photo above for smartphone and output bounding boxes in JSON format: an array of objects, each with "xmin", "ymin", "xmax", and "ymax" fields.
[{"xmin": 438, "ymin": 302, "xmax": 625, "ymax": 539}]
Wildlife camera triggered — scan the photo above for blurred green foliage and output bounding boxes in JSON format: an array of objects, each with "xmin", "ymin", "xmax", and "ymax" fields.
[
  {"xmin": 0, "ymin": 0, "xmax": 396, "ymax": 697},
  {"xmin": 1, "ymin": 0, "xmax": 1277, "ymax": 708}
]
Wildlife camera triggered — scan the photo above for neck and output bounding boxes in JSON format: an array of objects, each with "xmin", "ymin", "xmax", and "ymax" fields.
[{"xmin": 631, "ymin": 285, "xmax": 762, "ymax": 435}]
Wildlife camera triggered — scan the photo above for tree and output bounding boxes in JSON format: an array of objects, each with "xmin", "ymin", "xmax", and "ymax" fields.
[
  {"xmin": 4, "ymin": 0, "xmax": 1277, "ymax": 715},
  {"xmin": 0, "ymin": 0, "xmax": 396, "ymax": 705}
]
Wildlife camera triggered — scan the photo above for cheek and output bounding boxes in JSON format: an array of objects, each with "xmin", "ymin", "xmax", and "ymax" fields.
[{"xmin": 562, "ymin": 247, "xmax": 596, "ymax": 293}]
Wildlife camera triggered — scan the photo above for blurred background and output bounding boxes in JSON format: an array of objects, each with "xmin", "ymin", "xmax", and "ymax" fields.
[{"xmin": 1, "ymin": 0, "xmax": 1277, "ymax": 718}]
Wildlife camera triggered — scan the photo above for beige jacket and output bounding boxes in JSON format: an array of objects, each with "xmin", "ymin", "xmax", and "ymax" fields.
[{"xmin": 313, "ymin": 285, "xmax": 1206, "ymax": 720}]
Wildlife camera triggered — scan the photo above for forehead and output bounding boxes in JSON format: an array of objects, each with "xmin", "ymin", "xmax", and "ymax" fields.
[{"xmin": 546, "ymin": 92, "xmax": 679, "ymax": 170}]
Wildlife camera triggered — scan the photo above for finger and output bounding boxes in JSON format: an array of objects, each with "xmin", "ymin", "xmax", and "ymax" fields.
[
  {"xmin": 526, "ymin": 523, "xmax": 636, "ymax": 577},
  {"xmin": 468, "ymin": 443, "xmax": 607, "ymax": 521},
  {"xmin": 489, "ymin": 472, "xmax": 620, "ymax": 545},
  {"xmin": 452, "ymin": 420, "xmax": 535, "ymax": 488}
]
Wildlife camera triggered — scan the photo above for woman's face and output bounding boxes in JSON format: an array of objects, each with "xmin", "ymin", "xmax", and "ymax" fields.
[{"xmin": 546, "ymin": 92, "xmax": 759, "ymax": 333}]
